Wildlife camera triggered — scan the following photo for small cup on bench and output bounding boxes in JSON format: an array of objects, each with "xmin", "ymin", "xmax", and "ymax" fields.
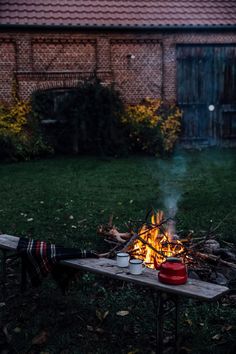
[
  {"xmin": 116, "ymin": 252, "xmax": 130, "ymax": 267},
  {"xmin": 129, "ymin": 259, "xmax": 146, "ymax": 275}
]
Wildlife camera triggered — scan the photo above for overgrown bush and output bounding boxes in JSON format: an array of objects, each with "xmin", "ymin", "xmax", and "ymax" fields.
[
  {"xmin": 32, "ymin": 79, "xmax": 126, "ymax": 156},
  {"xmin": 121, "ymin": 98, "xmax": 182, "ymax": 155},
  {"xmin": 61, "ymin": 79, "xmax": 125, "ymax": 155},
  {"xmin": 0, "ymin": 99, "xmax": 52, "ymax": 161}
]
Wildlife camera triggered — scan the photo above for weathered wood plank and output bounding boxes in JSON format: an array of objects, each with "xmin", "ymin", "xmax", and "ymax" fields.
[
  {"xmin": 60, "ymin": 258, "xmax": 229, "ymax": 301},
  {"xmin": 0, "ymin": 234, "xmax": 229, "ymax": 301},
  {"xmin": 0, "ymin": 234, "xmax": 19, "ymax": 250}
]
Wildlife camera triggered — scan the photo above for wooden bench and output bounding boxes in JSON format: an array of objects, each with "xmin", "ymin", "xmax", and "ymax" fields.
[{"xmin": 0, "ymin": 234, "xmax": 229, "ymax": 354}]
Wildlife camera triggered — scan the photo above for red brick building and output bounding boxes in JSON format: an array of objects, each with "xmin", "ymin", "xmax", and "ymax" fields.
[{"xmin": 0, "ymin": 0, "xmax": 236, "ymax": 145}]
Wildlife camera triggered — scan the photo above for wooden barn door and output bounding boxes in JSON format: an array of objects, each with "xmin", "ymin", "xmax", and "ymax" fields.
[{"xmin": 177, "ymin": 45, "xmax": 236, "ymax": 146}]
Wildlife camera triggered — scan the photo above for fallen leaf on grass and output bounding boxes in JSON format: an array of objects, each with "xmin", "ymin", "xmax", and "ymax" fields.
[
  {"xmin": 221, "ymin": 325, "xmax": 233, "ymax": 332},
  {"xmin": 163, "ymin": 334, "xmax": 175, "ymax": 344},
  {"xmin": 96, "ymin": 309, "xmax": 109, "ymax": 322},
  {"xmin": 185, "ymin": 319, "xmax": 192, "ymax": 326},
  {"xmin": 32, "ymin": 330, "xmax": 48, "ymax": 345},
  {"xmin": 78, "ymin": 218, "xmax": 87, "ymax": 224},
  {"xmin": 116, "ymin": 310, "xmax": 129, "ymax": 316},
  {"xmin": 95, "ymin": 328, "xmax": 105, "ymax": 334},
  {"xmin": 87, "ymin": 325, "xmax": 94, "ymax": 332},
  {"xmin": 212, "ymin": 333, "xmax": 221, "ymax": 341}
]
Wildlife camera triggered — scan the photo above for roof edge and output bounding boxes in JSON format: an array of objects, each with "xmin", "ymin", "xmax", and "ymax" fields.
[{"xmin": 0, "ymin": 24, "xmax": 236, "ymax": 31}]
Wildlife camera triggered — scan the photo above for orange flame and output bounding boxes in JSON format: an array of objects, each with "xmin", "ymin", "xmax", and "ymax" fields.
[{"xmin": 129, "ymin": 210, "xmax": 185, "ymax": 269}]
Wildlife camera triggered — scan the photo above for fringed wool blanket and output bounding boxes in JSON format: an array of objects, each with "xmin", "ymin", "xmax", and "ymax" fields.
[{"xmin": 17, "ymin": 237, "xmax": 98, "ymax": 287}]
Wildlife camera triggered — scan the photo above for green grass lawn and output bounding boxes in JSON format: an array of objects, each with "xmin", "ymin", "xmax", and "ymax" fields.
[
  {"xmin": 0, "ymin": 148, "xmax": 236, "ymax": 354},
  {"xmin": 0, "ymin": 148, "xmax": 235, "ymax": 245}
]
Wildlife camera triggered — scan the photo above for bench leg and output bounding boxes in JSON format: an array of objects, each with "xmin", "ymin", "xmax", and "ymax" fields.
[
  {"xmin": 153, "ymin": 292, "xmax": 180, "ymax": 354},
  {"xmin": 0, "ymin": 249, "xmax": 7, "ymax": 300},
  {"xmin": 21, "ymin": 257, "xmax": 27, "ymax": 293},
  {"xmin": 174, "ymin": 296, "xmax": 180, "ymax": 354},
  {"xmin": 155, "ymin": 291, "xmax": 164, "ymax": 354},
  {"xmin": 1, "ymin": 251, "xmax": 28, "ymax": 294}
]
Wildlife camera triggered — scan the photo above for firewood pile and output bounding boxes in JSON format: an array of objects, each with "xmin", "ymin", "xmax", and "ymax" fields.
[{"xmin": 97, "ymin": 211, "xmax": 236, "ymax": 288}]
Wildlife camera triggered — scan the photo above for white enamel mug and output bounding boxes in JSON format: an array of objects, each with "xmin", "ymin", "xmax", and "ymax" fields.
[
  {"xmin": 116, "ymin": 252, "xmax": 130, "ymax": 267},
  {"xmin": 129, "ymin": 259, "xmax": 146, "ymax": 275}
]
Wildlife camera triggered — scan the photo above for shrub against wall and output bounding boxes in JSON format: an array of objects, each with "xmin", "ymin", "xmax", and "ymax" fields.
[
  {"xmin": 0, "ymin": 98, "xmax": 52, "ymax": 160},
  {"xmin": 65, "ymin": 79, "xmax": 125, "ymax": 155},
  {"xmin": 32, "ymin": 80, "xmax": 125, "ymax": 156},
  {"xmin": 122, "ymin": 98, "xmax": 182, "ymax": 155}
]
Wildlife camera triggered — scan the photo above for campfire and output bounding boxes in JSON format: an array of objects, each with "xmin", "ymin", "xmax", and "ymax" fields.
[
  {"xmin": 98, "ymin": 210, "xmax": 188, "ymax": 269},
  {"xmin": 98, "ymin": 210, "xmax": 236, "ymax": 286},
  {"xmin": 128, "ymin": 210, "xmax": 185, "ymax": 268}
]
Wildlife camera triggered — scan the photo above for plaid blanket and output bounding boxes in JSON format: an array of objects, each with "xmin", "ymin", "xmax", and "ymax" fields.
[{"xmin": 17, "ymin": 237, "xmax": 98, "ymax": 287}]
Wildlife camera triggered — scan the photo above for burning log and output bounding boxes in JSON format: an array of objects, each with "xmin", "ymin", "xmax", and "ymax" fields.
[{"xmin": 121, "ymin": 233, "xmax": 139, "ymax": 252}]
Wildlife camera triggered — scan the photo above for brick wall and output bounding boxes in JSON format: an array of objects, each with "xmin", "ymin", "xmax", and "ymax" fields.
[
  {"xmin": 0, "ymin": 29, "xmax": 236, "ymax": 104},
  {"xmin": 0, "ymin": 39, "xmax": 16, "ymax": 101},
  {"xmin": 32, "ymin": 39, "xmax": 96, "ymax": 72},
  {"xmin": 111, "ymin": 39, "xmax": 162, "ymax": 102}
]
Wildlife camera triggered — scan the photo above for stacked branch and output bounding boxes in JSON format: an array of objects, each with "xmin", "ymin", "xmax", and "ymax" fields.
[
  {"xmin": 97, "ymin": 215, "xmax": 131, "ymax": 244},
  {"xmin": 97, "ymin": 214, "xmax": 180, "ymax": 260}
]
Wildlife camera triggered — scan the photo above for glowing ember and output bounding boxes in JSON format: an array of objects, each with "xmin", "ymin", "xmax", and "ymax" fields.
[{"xmin": 129, "ymin": 210, "xmax": 185, "ymax": 269}]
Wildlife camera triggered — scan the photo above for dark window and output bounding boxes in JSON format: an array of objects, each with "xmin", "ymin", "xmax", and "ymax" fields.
[{"xmin": 32, "ymin": 88, "xmax": 76, "ymax": 124}]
